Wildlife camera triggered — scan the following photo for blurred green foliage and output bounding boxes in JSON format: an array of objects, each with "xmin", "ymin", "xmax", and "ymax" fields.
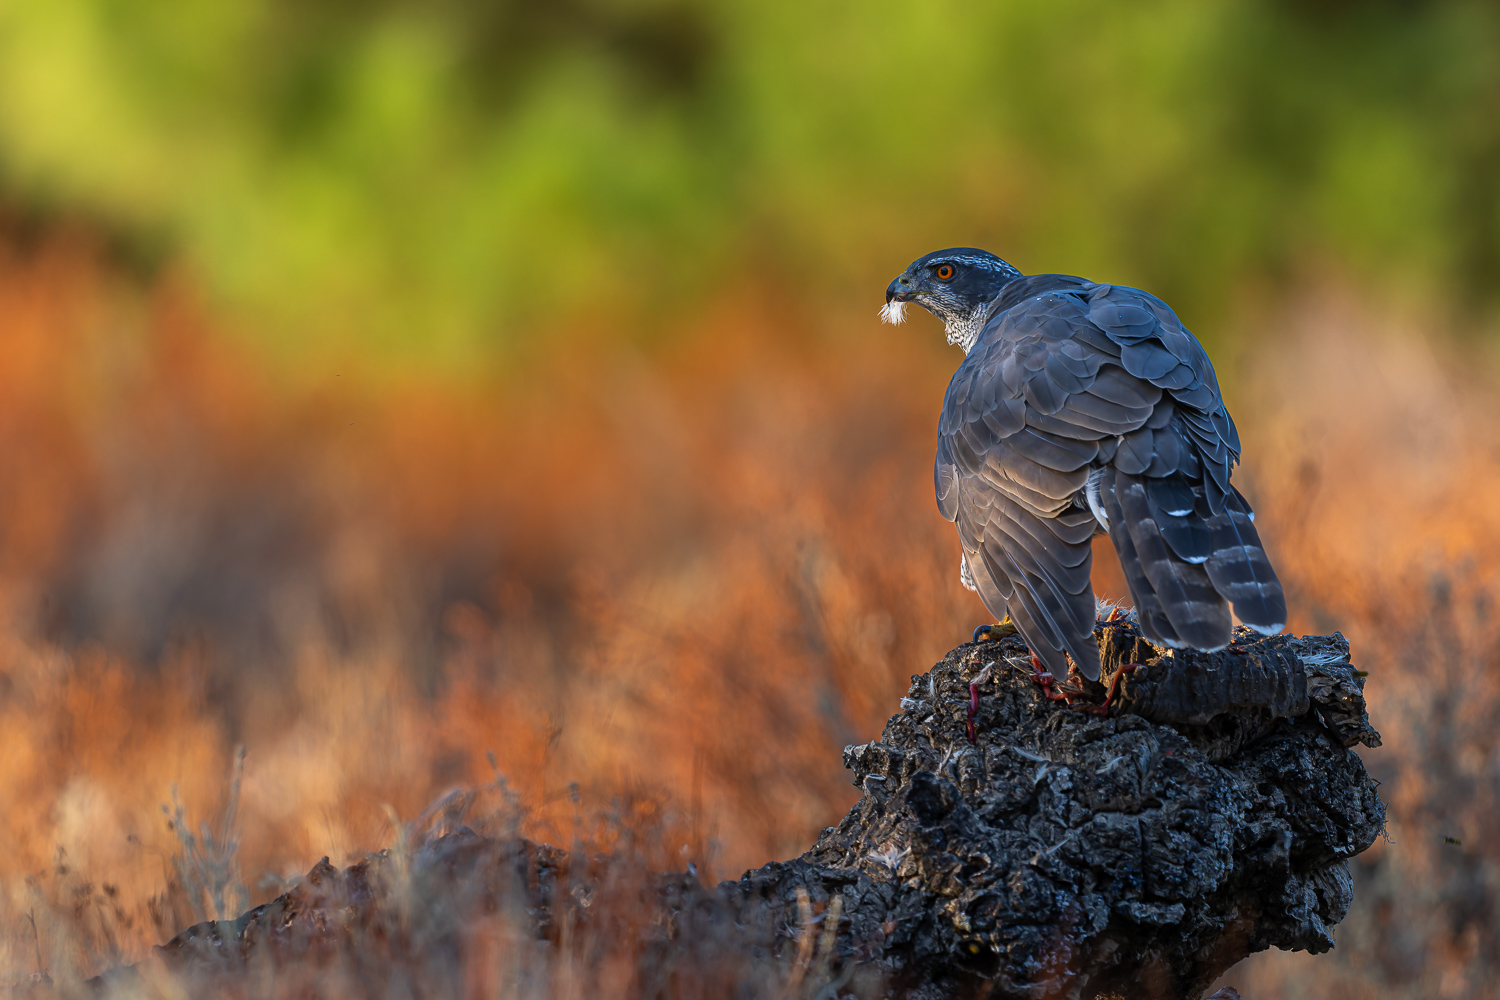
[{"xmin": 0, "ymin": 0, "xmax": 1497, "ymax": 368}]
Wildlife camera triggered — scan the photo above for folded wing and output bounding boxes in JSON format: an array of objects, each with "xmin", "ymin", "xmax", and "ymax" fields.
[{"xmin": 937, "ymin": 277, "xmax": 1286, "ymax": 679}]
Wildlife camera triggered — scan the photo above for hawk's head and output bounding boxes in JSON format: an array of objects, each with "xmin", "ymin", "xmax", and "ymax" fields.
[{"xmin": 882, "ymin": 248, "xmax": 1022, "ymax": 352}]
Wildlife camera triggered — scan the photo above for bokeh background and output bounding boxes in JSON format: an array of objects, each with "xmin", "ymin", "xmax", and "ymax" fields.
[{"xmin": 2, "ymin": 1, "xmax": 1500, "ymax": 996}]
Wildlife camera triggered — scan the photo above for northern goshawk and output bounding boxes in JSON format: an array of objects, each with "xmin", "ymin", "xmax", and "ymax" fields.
[{"xmin": 883, "ymin": 248, "xmax": 1285, "ymax": 681}]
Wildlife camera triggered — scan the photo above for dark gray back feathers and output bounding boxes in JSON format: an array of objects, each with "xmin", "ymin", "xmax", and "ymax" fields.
[{"xmin": 936, "ymin": 276, "xmax": 1286, "ymax": 680}]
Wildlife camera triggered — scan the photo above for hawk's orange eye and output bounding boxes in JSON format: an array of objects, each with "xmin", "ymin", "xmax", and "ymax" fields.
[{"xmin": 936, "ymin": 264, "xmax": 955, "ymax": 280}]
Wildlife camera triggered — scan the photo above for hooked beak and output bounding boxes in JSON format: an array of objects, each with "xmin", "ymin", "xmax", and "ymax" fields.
[
  {"xmin": 880, "ymin": 272, "xmax": 917, "ymax": 325},
  {"xmin": 885, "ymin": 273, "xmax": 917, "ymax": 303}
]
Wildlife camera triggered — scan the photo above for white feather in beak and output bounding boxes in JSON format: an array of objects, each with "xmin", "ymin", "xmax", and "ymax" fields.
[{"xmin": 879, "ymin": 299, "xmax": 908, "ymax": 325}]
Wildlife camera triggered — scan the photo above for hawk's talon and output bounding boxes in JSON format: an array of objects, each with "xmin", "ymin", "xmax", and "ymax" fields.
[{"xmin": 972, "ymin": 617, "xmax": 1016, "ymax": 644}]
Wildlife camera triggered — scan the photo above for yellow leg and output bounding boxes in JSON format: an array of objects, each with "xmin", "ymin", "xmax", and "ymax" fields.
[{"xmin": 972, "ymin": 616, "xmax": 1018, "ymax": 643}]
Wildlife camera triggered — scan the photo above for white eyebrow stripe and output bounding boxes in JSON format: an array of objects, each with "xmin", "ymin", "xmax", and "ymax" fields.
[{"xmin": 922, "ymin": 255, "xmax": 1018, "ymax": 271}]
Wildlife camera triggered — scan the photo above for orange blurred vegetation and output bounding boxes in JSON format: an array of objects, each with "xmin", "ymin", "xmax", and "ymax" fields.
[{"xmin": 1, "ymin": 232, "xmax": 1499, "ymax": 997}]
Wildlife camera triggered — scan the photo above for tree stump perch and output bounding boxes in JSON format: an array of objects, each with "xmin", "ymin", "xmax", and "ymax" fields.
[
  {"xmin": 132, "ymin": 624, "xmax": 1384, "ymax": 999},
  {"xmin": 774, "ymin": 622, "xmax": 1384, "ymax": 997}
]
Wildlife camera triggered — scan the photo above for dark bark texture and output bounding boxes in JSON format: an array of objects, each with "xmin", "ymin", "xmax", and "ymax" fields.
[
  {"xmin": 774, "ymin": 623, "xmax": 1384, "ymax": 998},
  {"xmin": 128, "ymin": 625, "xmax": 1383, "ymax": 1000}
]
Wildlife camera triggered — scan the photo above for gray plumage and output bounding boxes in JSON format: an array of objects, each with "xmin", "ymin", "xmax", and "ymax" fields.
[{"xmin": 887, "ymin": 249, "xmax": 1286, "ymax": 680}]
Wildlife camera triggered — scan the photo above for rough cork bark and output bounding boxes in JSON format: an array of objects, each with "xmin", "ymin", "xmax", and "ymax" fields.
[
  {"xmin": 768, "ymin": 622, "xmax": 1383, "ymax": 998},
  {"xmin": 130, "ymin": 623, "xmax": 1384, "ymax": 999}
]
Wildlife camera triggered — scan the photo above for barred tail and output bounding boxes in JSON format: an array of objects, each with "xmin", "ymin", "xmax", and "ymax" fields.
[
  {"xmin": 1102, "ymin": 467, "xmax": 1232, "ymax": 650},
  {"xmin": 1203, "ymin": 488, "xmax": 1286, "ymax": 635}
]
